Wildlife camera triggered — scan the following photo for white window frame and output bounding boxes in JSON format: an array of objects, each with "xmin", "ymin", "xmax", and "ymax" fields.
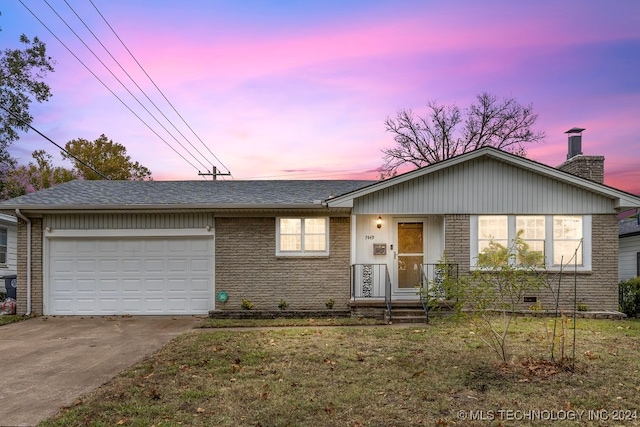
[
  {"xmin": 470, "ymin": 215, "xmax": 591, "ymax": 271},
  {"xmin": 0, "ymin": 227, "xmax": 6, "ymax": 266},
  {"xmin": 276, "ymin": 217, "xmax": 330, "ymax": 257}
]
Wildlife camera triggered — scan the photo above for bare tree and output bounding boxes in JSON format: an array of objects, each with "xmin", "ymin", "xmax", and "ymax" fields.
[{"xmin": 382, "ymin": 92, "xmax": 545, "ymax": 176}]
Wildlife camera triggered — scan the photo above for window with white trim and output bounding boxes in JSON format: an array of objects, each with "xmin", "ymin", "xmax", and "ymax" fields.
[
  {"xmin": 553, "ymin": 216, "xmax": 582, "ymax": 266},
  {"xmin": 0, "ymin": 227, "xmax": 6, "ymax": 265},
  {"xmin": 471, "ymin": 215, "xmax": 590, "ymax": 270},
  {"xmin": 277, "ymin": 217, "xmax": 329, "ymax": 256}
]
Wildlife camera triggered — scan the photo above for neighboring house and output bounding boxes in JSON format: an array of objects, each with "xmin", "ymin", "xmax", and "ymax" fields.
[
  {"xmin": 619, "ymin": 216, "xmax": 640, "ymax": 281},
  {"xmin": 0, "ymin": 213, "xmax": 18, "ymax": 280},
  {"xmin": 1, "ymin": 146, "xmax": 639, "ymax": 317}
]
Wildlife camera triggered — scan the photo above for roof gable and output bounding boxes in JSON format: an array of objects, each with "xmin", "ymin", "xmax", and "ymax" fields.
[{"xmin": 328, "ymin": 147, "xmax": 640, "ymax": 213}]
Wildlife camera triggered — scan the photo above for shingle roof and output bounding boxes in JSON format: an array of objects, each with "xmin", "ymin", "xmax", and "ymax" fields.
[
  {"xmin": 0, "ymin": 179, "xmax": 377, "ymax": 209},
  {"xmin": 620, "ymin": 217, "xmax": 640, "ymax": 237}
]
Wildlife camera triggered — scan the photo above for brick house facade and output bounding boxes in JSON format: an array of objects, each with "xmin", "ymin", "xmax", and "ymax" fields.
[{"xmin": 2, "ymin": 147, "xmax": 639, "ymax": 317}]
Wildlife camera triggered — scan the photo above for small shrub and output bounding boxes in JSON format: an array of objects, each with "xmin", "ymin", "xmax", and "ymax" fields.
[
  {"xmin": 241, "ymin": 299, "xmax": 254, "ymax": 310},
  {"xmin": 325, "ymin": 299, "xmax": 335, "ymax": 309},
  {"xmin": 619, "ymin": 277, "xmax": 640, "ymax": 317},
  {"xmin": 529, "ymin": 301, "xmax": 543, "ymax": 311},
  {"xmin": 576, "ymin": 302, "xmax": 588, "ymax": 312},
  {"xmin": 278, "ymin": 299, "xmax": 289, "ymax": 310}
]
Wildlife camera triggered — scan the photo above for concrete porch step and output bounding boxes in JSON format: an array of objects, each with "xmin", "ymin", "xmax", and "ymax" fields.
[{"xmin": 384, "ymin": 308, "xmax": 427, "ymax": 324}]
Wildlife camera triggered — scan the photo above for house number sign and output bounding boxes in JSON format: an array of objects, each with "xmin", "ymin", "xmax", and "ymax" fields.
[{"xmin": 373, "ymin": 243, "xmax": 387, "ymax": 255}]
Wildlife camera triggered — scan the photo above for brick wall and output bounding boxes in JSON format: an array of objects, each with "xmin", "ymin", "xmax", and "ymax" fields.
[
  {"xmin": 557, "ymin": 156, "xmax": 605, "ymax": 184},
  {"xmin": 16, "ymin": 218, "xmax": 43, "ymax": 316},
  {"xmin": 214, "ymin": 216, "xmax": 351, "ymax": 310},
  {"xmin": 444, "ymin": 214, "xmax": 471, "ymax": 274},
  {"xmin": 444, "ymin": 214, "xmax": 619, "ymax": 312}
]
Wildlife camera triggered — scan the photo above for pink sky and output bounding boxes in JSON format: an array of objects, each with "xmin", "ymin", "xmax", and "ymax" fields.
[{"xmin": 3, "ymin": 1, "xmax": 640, "ymax": 195}]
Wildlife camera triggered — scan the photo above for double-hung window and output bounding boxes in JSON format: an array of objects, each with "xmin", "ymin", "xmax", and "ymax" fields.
[
  {"xmin": 277, "ymin": 217, "xmax": 329, "ymax": 256},
  {"xmin": 472, "ymin": 215, "xmax": 590, "ymax": 270},
  {"xmin": 0, "ymin": 227, "xmax": 6, "ymax": 265}
]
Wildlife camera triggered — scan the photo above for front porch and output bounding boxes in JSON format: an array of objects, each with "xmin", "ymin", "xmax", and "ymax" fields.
[{"xmin": 350, "ymin": 263, "xmax": 459, "ymax": 323}]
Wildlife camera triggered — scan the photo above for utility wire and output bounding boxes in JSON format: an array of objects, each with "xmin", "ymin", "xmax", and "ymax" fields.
[
  {"xmin": 89, "ymin": 0, "xmax": 233, "ymax": 177},
  {"xmin": 62, "ymin": 0, "xmax": 218, "ymax": 175},
  {"xmin": 42, "ymin": 0, "xmax": 211, "ymax": 173},
  {"xmin": 0, "ymin": 104, "xmax": 110, "ymax": 180},
  {"xmin": 18, "ymin": 0, "xmax": 202, "ymax": 173}
]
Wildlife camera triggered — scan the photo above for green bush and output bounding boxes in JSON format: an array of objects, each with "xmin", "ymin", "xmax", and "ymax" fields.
[{"xmin": 619, "ymin": 277, "xmax": 640, "ymax": 317}]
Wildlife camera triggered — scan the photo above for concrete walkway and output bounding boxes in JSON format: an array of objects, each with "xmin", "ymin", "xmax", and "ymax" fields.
[{"xmin": 0, "ymin": 316, "xmax": 200, "ymax": 426}]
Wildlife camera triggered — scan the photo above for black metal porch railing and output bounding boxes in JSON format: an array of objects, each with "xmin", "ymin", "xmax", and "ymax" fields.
[
  {"xmin": 351, "ymin": 264, "xmax": 393, "ymax": 321},
  {"xmin": 419, "ymin": 263, "xmax": 459, "ymax": 322},
  {"xmin": 352, "ymin": 263, "xmax": 458, "ymax": 322}
]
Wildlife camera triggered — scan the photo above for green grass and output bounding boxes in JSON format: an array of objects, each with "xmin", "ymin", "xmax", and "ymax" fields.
[
  {"xmin": 197, "ymin": 316, "xmax": 385, "ymax": 328},
  {"xmin": 0, "ymin": 314, "xmax": 27, "ymax": 326},
  {"xmin": 40, "ymin": 317, "xmax": 640, "ymax": 427}
]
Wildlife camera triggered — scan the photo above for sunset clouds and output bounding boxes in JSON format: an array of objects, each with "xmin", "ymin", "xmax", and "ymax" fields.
[{"xmin": 3, "ymin": 0, "xmax": 639, "ymax": 194}]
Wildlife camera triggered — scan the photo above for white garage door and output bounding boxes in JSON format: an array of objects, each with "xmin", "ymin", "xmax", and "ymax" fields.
[{"xmin": 47, "ymin": 236, "xmax": 214, "ymax": 315}]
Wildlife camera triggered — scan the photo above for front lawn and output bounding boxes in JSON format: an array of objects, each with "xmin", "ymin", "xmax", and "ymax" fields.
[
  {"xmin": 0, "ymin": 314, "xmax": 27, "ymax": 326},
  {"xmin": 40, "ymin": 317, "xmax": 640, "ymax": 426}
]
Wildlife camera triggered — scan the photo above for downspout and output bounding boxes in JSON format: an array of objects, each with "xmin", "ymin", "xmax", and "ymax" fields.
[{"xmin": 14, "ymin": 209, "xmax": 31, "ymax": 316}]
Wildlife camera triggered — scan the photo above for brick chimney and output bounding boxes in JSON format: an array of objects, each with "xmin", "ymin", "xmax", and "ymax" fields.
[{"xmin": 557, "ymin": 128, "xmax": 604, "ymax": 184}]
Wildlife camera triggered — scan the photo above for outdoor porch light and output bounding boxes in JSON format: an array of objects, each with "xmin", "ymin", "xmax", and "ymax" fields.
[{"xmin": 376, "ymin": 215, "xmax": 382, "ymax": 229}]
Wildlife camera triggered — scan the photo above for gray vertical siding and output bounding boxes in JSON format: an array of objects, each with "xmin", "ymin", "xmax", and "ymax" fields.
[
  {"xmin": 353, "ymin": 158, "xmax": 616, "ymax": 214},
  {"xmin": 44, "ymin": 213, "xmax": 215, "ymax": 230}
]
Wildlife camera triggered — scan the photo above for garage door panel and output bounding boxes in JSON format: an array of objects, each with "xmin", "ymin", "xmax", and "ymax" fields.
[
  {"xmin": 167, "ymin": 259, "xmax": 187, "ymax": 273},
  {"xmin": 99, "ymin": 259, "xmax": 119, "ymax": 274},
  {"xmin": 77, "ymin": 240, "xmax": 98, "ymax": 254},
  {"xmin": 191, "ymin": 259, "xmax": 210, "ymax": 273},
  {"xmin": 77, "ymin": 260, "xmax": 96, "ymax": 273},
  {"xmin": 76, "ymin": 279, "xmax": 96, "ymax": 293},
  {"xmin": 123, "ymin": 259, "xmax": 142, "ymax": 273},
  {"xmin": 99, "ymin": 278, "xmax": 119, "ymax": 293},
  {"xmin": 144, "ymin": 240, "xmax": 164, "ymax": 253},
  {"xmin": 190, "ymin": 278, "xmax": 211, "ymax": 292},
  {"xmin": 99, "ymin": 299, "xmax": 118, "ymax": 314},
  {"xmin": 98, "ymin": 240, "xmax": 118, "ymax": 253},
  {"xmin": 122, "ymin": 241, "xmax": 143, "ymax": 254},
  {"xmin": 51, "ymin": 298, "xmax": 73, "ymax": 314},
  {"xmin": 122, "ymin": 279, "xmax": 142, "ymax": 293},
  {"xmin": 48, "ymin": 236, "xmax": 214, "ymax": 315},
  {"xmin": 190, "ymin": 239, "xmax": 210, "ymax": 252},
  {"xmin": 145, "ymin": 278, "xmax": 164, "ymax": 293},
  {"xmin": 145, "ymin": 259, "xmax": 165, "ymax": 273},
  {"xmin": 51, "ymin": 259, "xmax": 74, "ymax": 274}
]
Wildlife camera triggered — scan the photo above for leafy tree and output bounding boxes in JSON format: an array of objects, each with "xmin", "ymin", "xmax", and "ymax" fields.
[
  {"xmin": 449, "ymin": 231, "xmax": 547, "ymax": 363},
  {"xmin": 382, "ymin": 92, "xmax": 545, "ymax": 176},
  {"xmin": 0, "ymin": 17, "xmax": 55, "ymax": 151},
  {"xmin": 0, "ymin": 150, "xmax": 76, "ymax": 200},
  {"xmin": 62, "ymin": 134, "xmax": 152, "ymax": 180}
]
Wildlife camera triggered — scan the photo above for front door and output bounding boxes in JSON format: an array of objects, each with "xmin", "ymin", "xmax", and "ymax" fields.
[{"xmin": 394, "ymin": 221, "xmax": 424, "ymax": 294}]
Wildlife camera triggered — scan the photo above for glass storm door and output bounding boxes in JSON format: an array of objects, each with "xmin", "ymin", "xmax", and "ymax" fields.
[{"xmin": 395, "ymin": 221, "xmax": 424, "ymax": 291}]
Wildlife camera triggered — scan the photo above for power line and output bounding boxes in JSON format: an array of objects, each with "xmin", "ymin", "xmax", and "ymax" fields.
[
  {"xmin": 89, "ymin": 0, "xmax": 233, "ymax": 177},
  {"xmin": 18, "ymin": 0, "xmax": 202, "ymax": 173},
  {"xmin": 0, "ymin": 104, "xmax": 110, "ymax": 180},
  {"xmin": 41, "ymin": 0, "xmax": 212, "ymax": 173},
  {"xmin": 62, "ymin": 0, "xmax": 220, "ymax": 175}
]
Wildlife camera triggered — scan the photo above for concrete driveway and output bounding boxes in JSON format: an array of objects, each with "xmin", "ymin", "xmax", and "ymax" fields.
[{"xmin": 0, "ymin": 315, "xmax": 200, "ymax": 426}]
